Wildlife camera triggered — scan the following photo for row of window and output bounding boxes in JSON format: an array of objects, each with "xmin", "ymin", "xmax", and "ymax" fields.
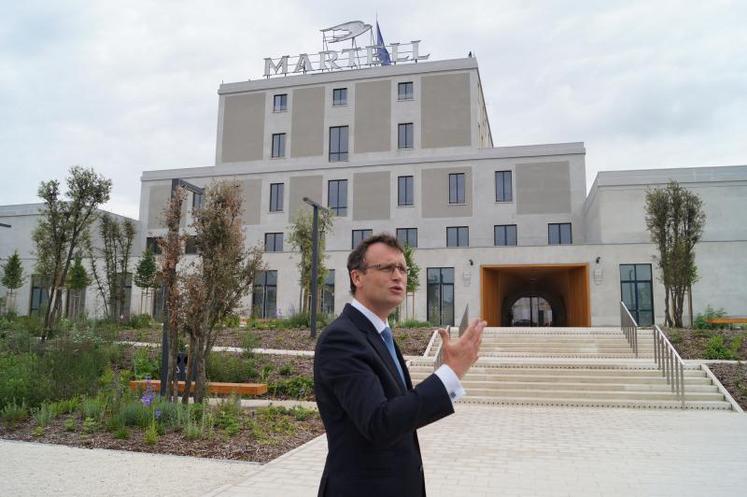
[
  {"xmin": 146, "ymin": 222, "xmax": 571, "ymax": 257},
  {"xmin": 272, "ymin": 82, "xmax": 415, "ymax": 113},
  {"xmin": 270, "ymin": 122, "xmax": 415, "ymax": 159},
  {"xmin": 26, "ymin": 263, "xmax": 654, "ymax": 327},
  {"xmin": 265, "ymin": 170, "xmax": 514, "ymax": 215}
]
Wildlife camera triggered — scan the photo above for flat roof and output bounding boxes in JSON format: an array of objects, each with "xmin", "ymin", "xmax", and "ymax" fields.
[
  {"xmin": 595, "ymin": 165, "xmax": 747, "ymax": 187},
  {"xmin": 218, "ymin": 57, "xmax": 479, "ymax": 95}
]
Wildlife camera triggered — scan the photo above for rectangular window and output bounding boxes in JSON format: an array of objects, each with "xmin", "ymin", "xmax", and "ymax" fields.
[
  {"xmin": 192, "ymin": 192, "xmax": 204, "ymax": 211},
  {"xmin": 264, "ymin": 233, "xmax": 283, "ymax": 252},
  {"xmin": 146, "ymin": 237, "xmax": 162, "ymax": 255},
  {"xmin": 352, "ymin": 229, "xmax": 373, "ymax": 249},
  {"xmin": 398, "ymin": 81, "xmax": 414, "ymax": 100},
  {"xmin": 329, "ymin": 126, "xmax": 349, "ymax": 162},
  {"xmin": 620, "ymin": 264, "xmax": 654, "ymax": 326},
  {"xmin": 446, "ymin": 226, "xmax": 469, "ymax": 247},
  {"xmin": 29, "ymin": 274, "xmax": 50, "ymax": 316},
  {"xmin": 269, "ymin": 183, "xmax": 284, "ymax": 212},
  {"xmin": 448, "ymin": 173, "xmax": 465, "ymax": 204},
  {"xmin": 273, "ymin": 94, "xmax": 287, "ymax": 112},
  {"xmin": 548, "ymin": 223, "xmax": 572, "ymax": 245},
  {"xmin": 252, "ymin": 270, "xmax": 277, "ymax": 318},
  {"xmin": 271, "ymin": 133, "xmax": 286, "ymax": 158},
  {"xmin": 398, "ymin": 175, "xmax": 414, "ymax": 206},
  {"xmin": 495, "ymin": 171, "xmax": 513, "ymax": 202},
  {"xmin": 185, "ymin": 236, "xmax": 199, "ymax": 255},
  {"xmin": 321, "ymin": 269, "xmax": 335, "ymax": 315},
  {"xmin": 494, "ymin": 224, "xmax": 518, "ymax": 246},
  {"xmin": 427, "ymin": 267, "xmax": 454, "ymax": 326},
  {"xmin": 332, "ymin": 88, "xmax": 347, "ymax": 106},
  {"xmin": 398, "ymin": 123, "xmax": 414, "ymax": 149},
  {"xmin": 396, "ymin": 228, "xmax": 418, "ymax": 248},
  {"xmin": 328, "ymin": 179, "xmax": 348, "ymax": 216}
]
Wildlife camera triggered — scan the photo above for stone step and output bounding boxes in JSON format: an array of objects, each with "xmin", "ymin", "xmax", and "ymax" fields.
[
  {"xmin": 458, "ymin": 396, "xmax": 734, "ymax": 410},
  {"xmin": 434, "ymin": 380, "xmax": 719, "ymax": 393},
  {"xmin": 408, "ymin": 366, "xmax": 705, "ymax": 377},
  {"xmin": 409, "ymin": 373, "xmax": 712, "ymax": 385},
  {"xmin": 476, "ymin": 352, "xmax": 653, "ymax": 359},
  {"xmin": 461, "ymin": 388, "xmax": 724, "ymax": 402}
]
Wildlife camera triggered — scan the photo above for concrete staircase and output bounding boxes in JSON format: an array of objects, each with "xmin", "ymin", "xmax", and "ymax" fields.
[{"xmin": 411, "ymin": 327, "xmax": 734, "ymax": 410}]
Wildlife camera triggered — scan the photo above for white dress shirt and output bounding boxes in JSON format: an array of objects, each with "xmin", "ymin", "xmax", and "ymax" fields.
[{"xmin": 350, "ymin": 298, "xmax": 466, "ymax": 404}]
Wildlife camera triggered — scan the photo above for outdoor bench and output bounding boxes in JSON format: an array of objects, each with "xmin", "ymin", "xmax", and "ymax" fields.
[{"xmin": 129, "ymin": 379, "xmax": 267, "ymax": 396}]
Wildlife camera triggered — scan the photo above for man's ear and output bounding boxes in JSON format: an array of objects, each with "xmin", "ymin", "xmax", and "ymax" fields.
[{"xmin": 350, "ymin": 269, "xmax": 363, "ymax": 290}]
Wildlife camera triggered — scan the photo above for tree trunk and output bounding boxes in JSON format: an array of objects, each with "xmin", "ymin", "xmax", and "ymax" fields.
[
  {"xmin": 181, "ymin": 334, "xmax": 196, "ymax": 405},
  {"xmin": 193, "ymin": 334, "xmax": 208, "ymax": 404}
]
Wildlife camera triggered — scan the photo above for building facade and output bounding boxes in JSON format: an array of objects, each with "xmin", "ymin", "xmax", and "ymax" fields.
[{"xmin": 3, "ymin": 56, "xmax": 746, "ymax": 326}]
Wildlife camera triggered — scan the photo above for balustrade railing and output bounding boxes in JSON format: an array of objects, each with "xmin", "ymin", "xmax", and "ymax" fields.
[{"xmin": 620, "ymin": 301, "xmax": 639, "ymax": 358}]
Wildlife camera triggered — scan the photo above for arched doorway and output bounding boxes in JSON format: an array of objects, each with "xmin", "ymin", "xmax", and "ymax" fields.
[{"xmin": 502, "ymin": 292, "xmax": 566, "ymax": 327}]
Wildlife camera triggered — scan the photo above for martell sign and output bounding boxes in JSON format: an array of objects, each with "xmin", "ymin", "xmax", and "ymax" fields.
[{"xmin": 263, "ymin": 21, "xmax": 429, "ymax": 78}]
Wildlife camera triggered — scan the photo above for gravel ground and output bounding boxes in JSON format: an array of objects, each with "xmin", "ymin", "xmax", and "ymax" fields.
[{"xmin": 0, "ymin": 439, "xmax": 257, "ymax": 497}]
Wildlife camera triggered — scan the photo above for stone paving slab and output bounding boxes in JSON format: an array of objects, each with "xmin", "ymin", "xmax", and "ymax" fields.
[
  {"xmin": 206, "ymin": 405, "xmax": 747, "ymax": 497},
  {"xmin": 0, "ymin": 439, "xmax": 258, "ymax": 497}
]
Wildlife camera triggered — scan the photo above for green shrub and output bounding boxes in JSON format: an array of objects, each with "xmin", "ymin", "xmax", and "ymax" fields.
[
  {"xmin": 127, "ymin": 314, "xmax": 154, "ymax": 330},
  {"xmin": 705, "ymin": 336, "xmax": 736, "ymax": 360},
  {"xmin": 82, "ymin": 416, "xmax": 98, "ymax": 434},
  {"xmin": 63, "ymin": 417, "xmax": 77, "ymax": 431},
  {"xmin": 114, "ymin": 426, "xmax": 129, "ymax": 440},
  {"xmin": 144, "ymin": 421, "xmax": 159, "ymax": 445},
  {"xmin": 206, "ymin": 353, "xmax": 257, "ymax": 383},
  {"xmin": 397, "ymin": 319, "xmax": 433, "ymax": 329},
  {"xmin": 668, "ymin": 329, "xmax": 683, "ymax": 345},
  {"xmin": 1, "ymin": 398, "xmax": 29, "ymax": 427},
  {"xmin": 40, "ymin": 339, "xmax": 118, "ymax": 401},
  {"xmin": 215, "ymin": 396, "xmax": 242, "ymax": 436},
  {"xmin": 0, "ymin": 353, "xmax": 46, "ymax": 409},
  {"xmin": 288, "ymin": 406, "xmax": 315, "ymax": 421},
  {"xmin": 32, "ymin": 426, "xmax": 45, "ymax": 437},
  {"xmin": 695, "ymin": 305, "xmax": 728, "ymax": 330},
  {"xmin": 240, "ymin": 332, "xmax": 260, "ymax": 352},
  {"xmin": 32, "ymin": 402, "xmax": 54, "ymax": 427},
  {"xmin": 49, "ymin": 398, "xmax": 80, "ymax": 417},
  {"xmin": 119, "ymin": 399, "xmax": 150, "ymax": 428},
  {"xmin": 271, "ymin": 376, "xmax": 314, "ymax": 399},
  {"xmin": 133, "ymin": 347, "xmax": 159, "ymax": 380},
  {"xmin": 221, "ymin": 314, "xmax": 241, "ymax": 329},
  {"xmin": 79, "ymin": 397, "xmax": 105, "ymax": 421},
  {"xmin": 279, "ymin": 364, "xmax": 294, "ymax": 376},
  {"xmin": 152, "ymin": 398, "xmax": 181, "ymax": 430}
]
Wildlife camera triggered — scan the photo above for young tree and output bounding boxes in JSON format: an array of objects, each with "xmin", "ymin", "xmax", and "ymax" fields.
[
  {"xmin": 86, "ymin": 214, "xmax": 136, "ymax": 321},
  {"xmin": 287, "ymin": 208, "xmax": 334, "ymax": 314},
  {"xmin": 645, "ymin": 181, "xmax": 706, "ymax": 327},
  {"xmin": 402, "ymin": 244, "xmax": 421, "ymax": 321},
  {"xmin": 66, "ymin": 253, "xmax": 91, "ymax": 319},
  {"xmin": 134, "ymin": 247, "xmax": 158, "ymax": 315},
  {"xmin": 1, "ymin": 250, "xmax": 25, "ymax": 313},
  {"xmin": 176, "ymin": 181, "xmax": 265, "ymax": 404},
  {"xmin": 32, "ymin": 166, "xmax": 111, "ymax": 338}
]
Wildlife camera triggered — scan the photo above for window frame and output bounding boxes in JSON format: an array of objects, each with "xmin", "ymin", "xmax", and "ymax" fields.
[
  {"xmin": 620, "ymin": 264, "xmax": 654, "ymax": 326},
  {"xmin": 352, "ymin": 229, "xmax": 373, "ymax": 249},
  {"xmin": 398, "ymin": 81, "xmax": 414, "ymax": 101},
  {"xmin": 329, "ymin": 125, "xmax": 349, "ymax": 162},
  {"xmin": 332, "ymin": 87, "xmax": 348, "ymax": 106},
  {"xmin": 396, "ymin": 228, "xmax": 418, "ymax": 248},
  {"xmin": 446, "ymin": 226, "xmax": 469, "ymax": 247},
  {"xmin": 273, "ymin": 94, "xmax": 287, "ymax": 112},
  {"xmin": 146, "ymin": 237, "xmax": 162, "ymax": 255},
  {"xmin": 494, "ymin": 224, "xmax": 518, "ymax": 246},
  {"xmin": 427, "ymin": 267, "xmax": 454, "ymax": 326},
  {"xmin": 271, "ymin": 132, "xmax": 286, "ymax": 158},
  {"xmin": 264, "ymin": 232, "xmax": 284, "ymax": 252},
  {"xmin": 495, "ymin": 170, "xmax": 513, "ymax": 202},
  {"xmin": 548, "ymin": 223, "xmax": 573, "ymax": 245},
  {"xmin": 398, "ymin": 175, "xmax": 414, "ymax": 206},
  {"xmin": 448, "ymin": 173, "xmax": 466, "ymax": 204},
  {"xmin": 398, "ymin": 123, "xmax": 414, "ymax": 149},
  {"xmin": 252, "ymin": 270, "xmax": 278, "ymax": 319},
  {"xmin": 269, "ymin": 183, "xmax": 284, "ymax": 212},
  {"xmin": 328, "ymin": 179, "xmax": 348, "ymax": 216}
]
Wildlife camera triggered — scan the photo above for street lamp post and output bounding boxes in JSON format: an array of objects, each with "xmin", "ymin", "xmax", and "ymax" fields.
[
  {"xmin": 302, "ymin": 197, "xmax": 327, "ymax": 339},
  {"xmin": 160, "ymin": 179, "xmax": 204, "ymax": 397}
]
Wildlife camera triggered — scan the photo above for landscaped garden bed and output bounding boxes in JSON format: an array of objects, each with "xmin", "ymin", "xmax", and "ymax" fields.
[
  {"xmin": 707, "ymin": 362, "xmax": 747, "ymax": 411},
  {"xmin": 663, "ymin": 328, "xmax": 747, "ymax": 360}
]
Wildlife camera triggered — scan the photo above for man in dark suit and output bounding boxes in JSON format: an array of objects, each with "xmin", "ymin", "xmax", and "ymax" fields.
[{"xmin": 314, "ymin": 233, "xmax": 485, "ymax": 497}]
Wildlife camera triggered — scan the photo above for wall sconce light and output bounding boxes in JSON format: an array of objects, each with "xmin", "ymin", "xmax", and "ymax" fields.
[
  {"xmin": 468, "ymin": 259, "xmax": 474, "ymax": 266},
  {"xmin": 595, "ymin": 256, "xmax": 601, "ymax": 264}
]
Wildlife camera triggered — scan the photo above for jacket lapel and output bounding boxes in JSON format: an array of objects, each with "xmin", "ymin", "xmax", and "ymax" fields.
[{"xmin": 343, "ymin": 304, "xmax": 407, "ymax": 394}]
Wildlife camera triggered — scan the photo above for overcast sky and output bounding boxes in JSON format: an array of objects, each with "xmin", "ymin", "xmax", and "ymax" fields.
[{"xmin": 1, "ymin": 0, "xmax": 745, "ymax": 219}]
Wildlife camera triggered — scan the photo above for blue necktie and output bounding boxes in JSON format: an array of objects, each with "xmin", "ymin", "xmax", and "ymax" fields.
[{"xmin": 381, "ymin": 326, "xmax": 406, "ymax": 386}]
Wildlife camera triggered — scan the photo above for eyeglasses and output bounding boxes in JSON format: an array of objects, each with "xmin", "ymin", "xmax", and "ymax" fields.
[{"xmin": 360, "ymin": 263, "xmax": 409, "ymax": 275}]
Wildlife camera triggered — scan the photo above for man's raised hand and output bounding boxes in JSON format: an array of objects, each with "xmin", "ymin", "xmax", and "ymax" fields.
[{"xmin": 437, "ymin": 318, "xmax": 486, "ymax": 379}]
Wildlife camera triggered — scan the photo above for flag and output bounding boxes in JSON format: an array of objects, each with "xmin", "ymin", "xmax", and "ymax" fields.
[{"xmin": 376, "ymin": 21, "xmax": 391, "ymax": 65}]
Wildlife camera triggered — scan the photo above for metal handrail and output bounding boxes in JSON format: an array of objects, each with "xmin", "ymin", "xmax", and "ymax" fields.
[
  {"xmin": 619, "ymin": 301, "xmax": 639, "ymax": 358},
  {"xmin": 652, "ymin": 324, "xmax": 686, "ymax": 408}
]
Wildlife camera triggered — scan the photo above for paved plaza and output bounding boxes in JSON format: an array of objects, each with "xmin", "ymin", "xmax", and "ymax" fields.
[{"xmin": 2, "ymin": 404, "xmax": 746, "ymax": 496}]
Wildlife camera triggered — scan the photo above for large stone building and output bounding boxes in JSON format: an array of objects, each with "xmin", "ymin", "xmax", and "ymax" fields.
[{"xmin": 2, "ymin": 52, "xmax": 746, "ymax": 326}]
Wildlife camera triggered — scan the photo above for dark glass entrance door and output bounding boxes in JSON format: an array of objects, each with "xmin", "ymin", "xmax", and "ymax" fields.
[{"xmin": 511, "ymin": 296, "xmax": 553, "ymax": 327}]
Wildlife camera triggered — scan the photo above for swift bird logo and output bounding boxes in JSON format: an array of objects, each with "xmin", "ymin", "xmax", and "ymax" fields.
[{"xmin": 321, "ymin": 21, "xmax": 371, "ymax": 43}]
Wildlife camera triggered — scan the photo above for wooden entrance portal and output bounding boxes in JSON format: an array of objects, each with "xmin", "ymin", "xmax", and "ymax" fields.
[{"xmin": 480, "ymin": 264, "xmax": 591, "ymax": 327}]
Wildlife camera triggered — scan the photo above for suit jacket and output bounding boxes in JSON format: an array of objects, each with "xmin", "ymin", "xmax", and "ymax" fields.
[{"xmin": 314, "ymin": 304, "xmax": 454, "ymax": 497}]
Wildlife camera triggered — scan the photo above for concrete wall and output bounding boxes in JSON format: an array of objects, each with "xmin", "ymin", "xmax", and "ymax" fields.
[
  {"xmin": 421, "ymin": 72, "xmax": 472, "ymax": 148},
  {"xmin": 352, "ymin": 171, "xmax": 390, "ymax": 221},
  {"xmin": 354, "ymin": 81, "xmax": 391, "ymax": 153},
  {"xmin": 220, "ymin": 93, "xmax": 265, "ymax": 163},
  {"xmin": 290, "ymin": 87, "xmax": 325, "ymax": 158}
]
